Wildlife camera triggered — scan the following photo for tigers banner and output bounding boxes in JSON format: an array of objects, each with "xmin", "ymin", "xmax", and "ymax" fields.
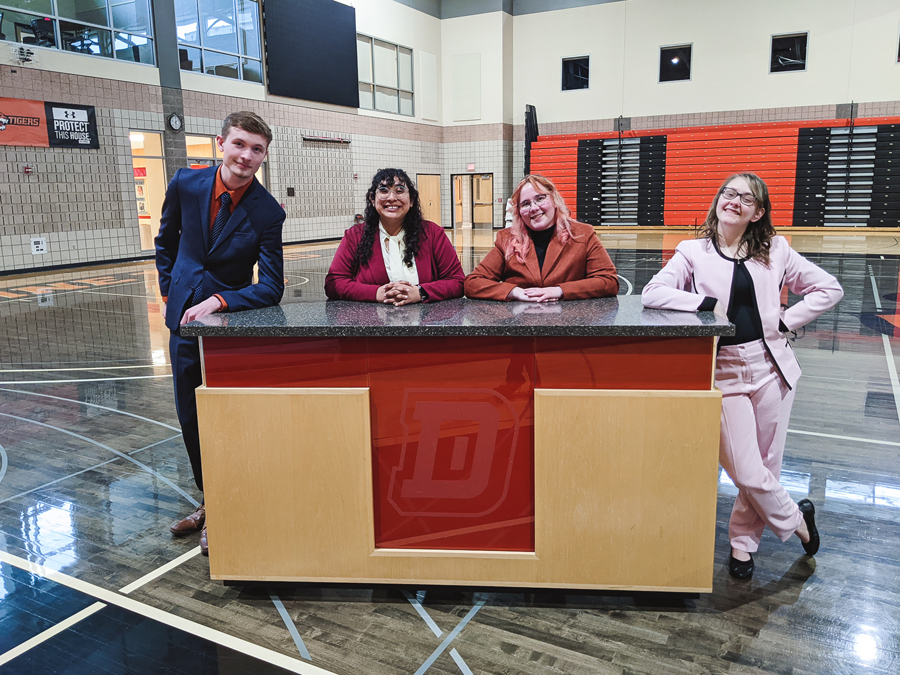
[{"xmin": 0, "ymin": 97, "xmax": 100, "ymax": 149}]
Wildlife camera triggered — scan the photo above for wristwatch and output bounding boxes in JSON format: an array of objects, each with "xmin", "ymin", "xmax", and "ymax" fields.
[{"xmin": 418, "ymin": 285, "xmax": 429, "ymax": 302}]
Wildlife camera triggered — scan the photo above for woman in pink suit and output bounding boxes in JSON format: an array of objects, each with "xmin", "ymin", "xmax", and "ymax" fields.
[
  {"xmin": 642, "ymin": 173, "xmax": 843, "ymax": 580},
  {"xmin": 325, "ymin": 169, "xmax": 464, "ymax": 305}
]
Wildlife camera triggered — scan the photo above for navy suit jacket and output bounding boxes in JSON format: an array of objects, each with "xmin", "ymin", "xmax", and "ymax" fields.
[{"xmin": 155, "ymin": 166, "xmax": 285, "ymax": 331}]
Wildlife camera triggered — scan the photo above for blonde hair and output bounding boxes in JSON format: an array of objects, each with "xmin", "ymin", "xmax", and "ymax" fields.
[{"xmin": 504, "ymin": 175, "xmax": 580, "ymax": 264}]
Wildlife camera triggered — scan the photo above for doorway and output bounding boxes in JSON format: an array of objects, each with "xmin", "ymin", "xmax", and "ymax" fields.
[
  {"xmin": 452, "ymin": 174, "xmax": 493, "ymax": 229},
  {"xmin": 416, "ymin": 174, "xmax": 441, "ymax": 227}
]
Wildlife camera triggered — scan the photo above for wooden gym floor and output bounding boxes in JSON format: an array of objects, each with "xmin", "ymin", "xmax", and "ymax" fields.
[{"xmin": 0, "ymin": 229, "xmax": 897, "ymax": 674}]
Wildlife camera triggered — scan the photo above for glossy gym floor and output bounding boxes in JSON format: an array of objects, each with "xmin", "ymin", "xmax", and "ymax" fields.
[{"xmin": 0, "ymin": 228, "xmax": 898, "ymax": 675}]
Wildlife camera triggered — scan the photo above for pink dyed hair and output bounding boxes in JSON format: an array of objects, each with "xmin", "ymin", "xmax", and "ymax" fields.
[{"xmin": 504, "ymin": 175, "xmax": 581, "ymax": 264}]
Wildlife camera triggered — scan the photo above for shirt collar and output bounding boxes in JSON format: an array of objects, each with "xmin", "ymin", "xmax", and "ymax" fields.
[
  {"xmin": 378, "ymin": 222, "xmax": 404, "ymax": 241},
  {"xmin": 214, "ymin": 166, "xmax": 253, "ymax": 207}
]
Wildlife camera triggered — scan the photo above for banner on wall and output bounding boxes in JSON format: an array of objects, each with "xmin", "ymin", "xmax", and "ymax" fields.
[{"xmin": 0, "ymin": 97, "xmax": 100, "ymax": 149}]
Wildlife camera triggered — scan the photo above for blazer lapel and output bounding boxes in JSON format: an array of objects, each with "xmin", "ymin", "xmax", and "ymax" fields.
[
  {"xmin": 523, "ymin": 242, "xmax": 542, "ymax": 286},
  {"xmin": 368, "ymin": 231, "xmax": 391, "ymax": 285},
  {"xmin": 197, "ymin": 168, "xmax": 216, "ymax": 253},
  {"xmin": 540, "ymin": 235, "xmax": 563, "ymax": 283},
  {"xmin": 208, "ymin": 179, "xmax": 259, "ymax": 256},
  {"xmin": 414, "ymin": 234, "xmax": 434, "ymax": 282}
]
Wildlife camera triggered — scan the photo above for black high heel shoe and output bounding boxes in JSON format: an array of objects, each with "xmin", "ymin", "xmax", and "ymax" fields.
[
  {"xmin": 797, "ymin": 499, "xmax": 819, "ymax": 556},
  {"xmin": 728, "ymin": 552, "xmax": 754, "ymax": 579}
]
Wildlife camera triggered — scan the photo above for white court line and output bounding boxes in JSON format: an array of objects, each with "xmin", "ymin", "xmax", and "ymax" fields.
[
  {"xmin": 617, "ymin": 274, "xmax": 633, "ymax": 296},
  {"xmin": 0, "ymin": 388, "xmax": 181, "ymax": 431},
  {"xmin": 867, "ymin": 269, "xmax": 900, "ymax": 426},
  {"xmin": 414, "ymin": 601, "xmax": 485, "ymax": 675},
  {"xmin": 0, "ymin": 602, "xmax": 107, "ymax": 667},
  {"xmin": 402, "ymin": 590, "xmax": 473, "ymax": 674},
  {"xmin": 271, "ymin": 594, "xmax": 312, "ymax": 661},
  {"xmin": 0, "ymin": 551, "xmax": 337, "ymax": 675},
  {"xmin": 0, "ymin": 413, "xmax": 198, "ymax": 508},
  {"xmin": 0, "ymin": 443, "xmax": 7, "ymax": 486},
  {"xmin": 119, "ymin": 547, "xmax": 203, "ymax": 595},
  {"xmin": 0, "ymin": 364, "xmax": 169, "ymax": 373},
  {"xmin": 0, "ymin": 374, "xmax": 172, "ymax": 385},
  {"xmin": 788, "ymin": 429, "xmax": 900, "ymax": 447},
  {"xmin": 0, "ymin": 434, "xmax": 181, "ymax": 505}
]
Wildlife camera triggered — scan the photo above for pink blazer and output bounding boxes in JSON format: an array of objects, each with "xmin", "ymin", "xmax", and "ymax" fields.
[
  {"xmin": 324, "ymin": 220, "xmax": 465, "ymax": 302},
  {"xmin": 641, "ymin": 236, "xmax": 843, "ymax": 388}
]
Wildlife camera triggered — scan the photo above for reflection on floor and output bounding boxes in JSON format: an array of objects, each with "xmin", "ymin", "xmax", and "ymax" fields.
[{"xmin": 0, "ymin": 229, "xmax": 898, "ymax": 675}]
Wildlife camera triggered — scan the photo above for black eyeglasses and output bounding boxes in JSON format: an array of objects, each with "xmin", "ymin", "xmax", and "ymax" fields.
[{"xmin": 720, "ymin": 188, "xmax": 757, "ymax": 206}]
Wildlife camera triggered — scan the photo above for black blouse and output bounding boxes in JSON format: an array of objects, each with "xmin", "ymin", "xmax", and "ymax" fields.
[{"xmin": 527, "ymin": 226, "xmax": 556, "ymax": 271}]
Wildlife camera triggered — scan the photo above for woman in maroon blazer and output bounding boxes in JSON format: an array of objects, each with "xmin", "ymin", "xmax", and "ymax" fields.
[
  {"xmin": 464, "ymin": 175, "xmax": 619, "ymax": 301},
  {"xmin": 325, "ymin": 169, "xmax": 464, "ymax": 305}
]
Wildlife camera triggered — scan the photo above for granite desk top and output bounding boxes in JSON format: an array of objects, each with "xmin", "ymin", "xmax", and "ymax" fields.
[{"xmin": 181, "ymin": 295, "xmax": 734, "ymax": 338}]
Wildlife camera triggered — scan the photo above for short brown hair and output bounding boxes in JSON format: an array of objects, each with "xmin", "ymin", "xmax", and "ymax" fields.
[{"xmin": 221, "ymin": 111, "xmax": 272, "ymax": 147}]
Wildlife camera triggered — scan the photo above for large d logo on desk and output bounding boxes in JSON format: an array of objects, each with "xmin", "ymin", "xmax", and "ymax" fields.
[{"xmin": 376, "ymin": 387, "xmax": 533, "ymax": 551}]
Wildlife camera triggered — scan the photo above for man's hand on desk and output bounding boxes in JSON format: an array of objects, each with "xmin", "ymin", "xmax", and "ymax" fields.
[{"xmin": 180, "ymin": 296, "xmax": 224, "ymax": 325}]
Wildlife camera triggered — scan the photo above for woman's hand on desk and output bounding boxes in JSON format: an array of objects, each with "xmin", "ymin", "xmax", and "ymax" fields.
[
  {"xmin": 380, "ymin": 281, "xmax": 422, "ymax": 306},
  {"xmin": 508, "ymin": 286, "xmax": 563, "ymax": 303}
]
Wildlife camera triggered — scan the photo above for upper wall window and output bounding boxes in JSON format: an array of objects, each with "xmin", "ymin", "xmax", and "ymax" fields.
[
  {"xmin": 0, "ymin": 0, "xmax": 154, "ymax": 63},
  {"xmin": 174, "ymin": 0, "xmax": 262, "ymax": 82},
  {"xmin": 357, "ymin": 34, "xmax": 413, "ymax": 116},
  {"xmin": 562, "ymin": 56, "xmax": 589, "ymax": 91},
  {"xmin": 771, "ymin": 33, "xmax": 807, "ymax": 73},
  {"xmin": 659, "ymin": 44, "xmax": 691, "ymax": 82}
]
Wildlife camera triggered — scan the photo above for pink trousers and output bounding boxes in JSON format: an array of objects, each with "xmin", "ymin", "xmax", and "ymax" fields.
[{"xmin": 715, "ymin": 340, "xmax": 803, "ymax": 553}]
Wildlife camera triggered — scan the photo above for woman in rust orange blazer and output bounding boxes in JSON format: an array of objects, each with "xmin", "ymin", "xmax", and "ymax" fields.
[{"xmin": 464, "ymin": 175, "xmax": 619, "ymax": 301}]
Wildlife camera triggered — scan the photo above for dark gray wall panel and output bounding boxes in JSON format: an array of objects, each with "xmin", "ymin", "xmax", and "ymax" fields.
[{"xmin": 264, "ymin": 0, "xmax": 359, "ymax": 109}]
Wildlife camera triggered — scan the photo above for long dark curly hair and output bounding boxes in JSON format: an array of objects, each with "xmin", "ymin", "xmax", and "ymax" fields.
[
  {"xmin": 698, "ymin": 173, "xmax": 775, "ymax": 266},
  {"xmin": 356, "ymin": 168, "xmax": 424, "ymax": 268}
]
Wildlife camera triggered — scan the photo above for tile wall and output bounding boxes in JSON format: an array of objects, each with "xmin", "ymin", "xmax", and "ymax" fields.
[{"xmin": 2, "ymin": 60, "xmax": 897, "ymax": 275}]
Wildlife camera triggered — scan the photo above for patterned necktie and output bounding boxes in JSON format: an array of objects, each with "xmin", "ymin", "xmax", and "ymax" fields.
[
  {"xmin": 209, "ymin": 191, "xmax": 232, "ymax": 250},
  {"xmin": 190, "ymin": 192, "xmax": 232, "ymax": 307}
]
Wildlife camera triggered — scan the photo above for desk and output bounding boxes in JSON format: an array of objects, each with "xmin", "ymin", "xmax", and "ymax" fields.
[{"xmin": 183, "ymin": 296, "xmax": 732, "ymax": 592}]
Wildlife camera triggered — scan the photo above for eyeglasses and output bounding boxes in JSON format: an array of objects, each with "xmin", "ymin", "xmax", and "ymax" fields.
[
  {"xmin": 376, "ymin": 184, "xmax": 409, "ymax": 197},
  {"xmin": 517, "ymin": 193, "xmax": 550, "ymax": 212},
  {"xmin": 720, "ymin": 188, "xmax": 757, "ymax": 206}
]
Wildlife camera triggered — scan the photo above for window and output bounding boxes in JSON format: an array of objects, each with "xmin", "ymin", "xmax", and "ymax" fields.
[
  {"xmin": 771, "ymin": 33, "xmax": 807, "ymax": 73},
  {"xmin": 561, "ymin": 56, "xmax": 589, "ymax": 91},
  {"xmin": 357, "ymin": 34, "xmax": 413, "ymax": 116},
  {"xmin": 174, "ymin": 0, "xmax": 262, "ymax": 82},
  {"xmin": 659, "ymin": 44, "xmax": 691, "ymax": 82},
  {"xmin": 0, "ymin": 0, "xmax": 154, "ymax": 63},
  {"xmin": 129, "ymin": 131, "xmax": 166, "ymax": 250}
]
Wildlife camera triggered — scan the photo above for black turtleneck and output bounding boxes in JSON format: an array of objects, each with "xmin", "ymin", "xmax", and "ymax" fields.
[{"xmin": 528, "ymin": 225, "xmax": 556, "ymax": 270}]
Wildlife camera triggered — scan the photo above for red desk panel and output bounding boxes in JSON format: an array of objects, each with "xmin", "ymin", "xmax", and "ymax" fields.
[{"xmin": 202, "ymin": 334, "xmax": 712, "ymax": 552}]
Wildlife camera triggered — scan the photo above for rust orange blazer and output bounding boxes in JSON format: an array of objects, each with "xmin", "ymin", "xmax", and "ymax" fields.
[{"xmin": 464, "ymin": 221, "xmax": 619, "ymax": 300}]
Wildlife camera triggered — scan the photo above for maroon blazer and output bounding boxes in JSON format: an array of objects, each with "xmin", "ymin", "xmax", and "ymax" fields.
[
  {"xmin": 464, "ymin": 221, "xmax": 619, "ymax": 300},
  {"xmin": 324, "ymin": 220, "xmax": 465, "ymax": 302}
]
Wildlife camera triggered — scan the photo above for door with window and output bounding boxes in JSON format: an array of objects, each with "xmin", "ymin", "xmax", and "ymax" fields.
[{"xmin": 452, "ymin": 174, "xmax": 493, "ymax": 230}]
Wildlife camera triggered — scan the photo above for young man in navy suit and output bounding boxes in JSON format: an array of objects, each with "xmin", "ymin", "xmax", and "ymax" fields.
[{"xmin": 155, "ymin": 111, "xmax": 285, "ymax": 554}]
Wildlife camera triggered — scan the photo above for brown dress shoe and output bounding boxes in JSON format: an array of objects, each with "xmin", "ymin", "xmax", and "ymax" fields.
[
  {"xmin": 199, "ymin": 525, "xmax": 208, "ymax": 556},
  {"xmin": 170, "ymin": 504, "xmax": 205, "ymax": 536}
]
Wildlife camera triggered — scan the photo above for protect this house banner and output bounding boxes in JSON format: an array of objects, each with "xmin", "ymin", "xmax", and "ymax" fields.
[{"xmin": 0, "ymin": 97, "xmax": 100, "ymax": 149}]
